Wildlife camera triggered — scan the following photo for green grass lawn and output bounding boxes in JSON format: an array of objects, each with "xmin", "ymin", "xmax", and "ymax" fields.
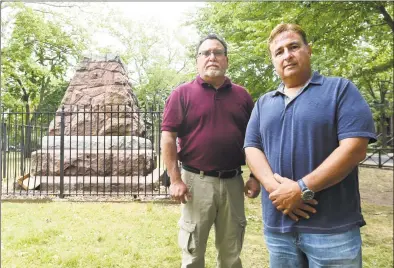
[
  {"xmin": 1, "ymin": 200, "xmax": 265, "ymax": 268},
  {"xmin": 1, "ymin": 168, "xmax": 393, "ymax": 268}
]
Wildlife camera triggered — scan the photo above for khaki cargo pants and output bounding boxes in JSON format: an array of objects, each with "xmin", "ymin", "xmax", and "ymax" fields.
[{"xmin": 178, "ymin": 169, "xmax": 247, "ymax": 268}]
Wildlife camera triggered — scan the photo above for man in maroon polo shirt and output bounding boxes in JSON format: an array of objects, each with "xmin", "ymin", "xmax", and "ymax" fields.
[{"xmin": 161, "ymin": 34, "xmax": 260, "ymax": 268}]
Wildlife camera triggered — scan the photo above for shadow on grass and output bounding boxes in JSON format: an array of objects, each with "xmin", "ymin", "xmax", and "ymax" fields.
[
  {"xmin": 1, "ymin": 198, "xmax": 53, "ymax": 203},
  {"xmin": 0, "ymin": 195, "xmax": 181, "ymax": 206}
]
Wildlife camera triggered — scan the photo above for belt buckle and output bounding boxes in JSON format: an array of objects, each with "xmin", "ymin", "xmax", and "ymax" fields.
[{"xmin": 218, "ymin": 170, "xmax": 224, "ymax": 178}]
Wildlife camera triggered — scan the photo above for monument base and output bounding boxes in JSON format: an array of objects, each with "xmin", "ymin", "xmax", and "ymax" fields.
[
  {"xmin": 30, "ymin": 149, "xmax": 156, "ymax": 176},
  {"xmin": 9, "ymin": 168, "xmax": 166, "ymax": 194}
]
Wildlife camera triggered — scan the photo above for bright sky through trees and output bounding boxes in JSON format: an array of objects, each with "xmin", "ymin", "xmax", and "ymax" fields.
[{"xmin": 92, "ymin": 2, "xmax": 203, "ymax": 50}]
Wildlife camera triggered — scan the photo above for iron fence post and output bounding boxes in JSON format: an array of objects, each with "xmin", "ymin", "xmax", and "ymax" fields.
[
  {"xmin": 59, "ymin": 106, "xmax": 65, "ymax": 198},
  {"xmin": 378, "ymin": 149, "xmax": 382, "ymax": 168},
  {"xmin": 0, "ymin": 111, "xmax": 7, "ymax": 179}
]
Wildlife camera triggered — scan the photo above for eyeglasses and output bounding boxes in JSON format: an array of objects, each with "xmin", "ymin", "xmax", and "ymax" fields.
[{"xmin": 197, "ymin": 50, "xmax": 226, "ymax": 58}]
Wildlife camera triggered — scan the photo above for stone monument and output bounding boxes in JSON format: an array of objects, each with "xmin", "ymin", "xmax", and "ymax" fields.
[{"xmin": 26, "ymin": 55, "xmax": 159, "ymax": 193}]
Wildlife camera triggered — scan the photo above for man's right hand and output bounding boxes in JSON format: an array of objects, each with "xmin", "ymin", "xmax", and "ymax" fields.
[
  {"xmin": 269, "ymin": 173, "xmax": 318, "ymax": 221},
  {"xmin": 170, "ymin": 180, "xmax": 189, "ymax": 204},
  {"xmin": 245, "ymin": 176, "xmax": 261, "ymax": 198},
  {"xmin": 285, "ymin": 199, "xmax": 318, "ymax": 222}
]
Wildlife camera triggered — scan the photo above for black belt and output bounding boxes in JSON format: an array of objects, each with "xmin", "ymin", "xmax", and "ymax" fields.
[{"xmin": 182, "ymin": 164, "xmax": 242, "ymax": 179}]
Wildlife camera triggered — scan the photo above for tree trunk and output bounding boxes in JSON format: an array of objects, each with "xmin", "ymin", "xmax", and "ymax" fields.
[{"xmin": 379, "ymin": 106, "xmax": 387, "ymax": 147}]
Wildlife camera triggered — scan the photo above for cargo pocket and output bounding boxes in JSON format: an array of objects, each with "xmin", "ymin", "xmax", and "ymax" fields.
[
  {"xmin": 238, "ymin": 220, "xmax": 247, "ymax": 250},
  {"xmin": 178, "ymin": 220, "xmax": 197, "ymax": 255}
]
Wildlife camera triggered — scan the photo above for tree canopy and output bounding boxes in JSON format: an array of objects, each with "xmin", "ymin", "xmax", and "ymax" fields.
[
  {"xmin": 1, "ymin": 3, "xmax": 87, "ymax": 112},
  {"xmin": 191, "ymin": 2, "xmax": 393, "ymax": 101}
]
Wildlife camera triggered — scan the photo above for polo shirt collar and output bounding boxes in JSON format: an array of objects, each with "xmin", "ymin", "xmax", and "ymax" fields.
[
  {"xmin": 196, "ymin": 75, "xmax": 232, "ymax": 91},
  {"xmin": 272, "ymin": 71, "xmax": 323, "ymax": 97}
]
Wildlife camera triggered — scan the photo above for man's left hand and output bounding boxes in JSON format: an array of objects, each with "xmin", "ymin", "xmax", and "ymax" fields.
[
  {"xmin": 244, "ymin": 175, "xmax": 261, "ymax": 198},
  {"xmin": 269, "ymin": 173, "xmax": 301, "ymax": 210}
]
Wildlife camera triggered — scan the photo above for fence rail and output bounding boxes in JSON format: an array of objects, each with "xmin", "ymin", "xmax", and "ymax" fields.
[
  {"xmin": 360, "ymin": 147, "xmax": 393, "ymax": 168},
  {"xmin": 0, "ymin": 105, "xmax": 168, "ymax": 198}
]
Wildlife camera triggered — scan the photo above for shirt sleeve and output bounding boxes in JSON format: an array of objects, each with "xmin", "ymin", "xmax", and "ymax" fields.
[
  {"xmin": 336, "ymin": 79, "xmax": 377, "ymax": 144},
  {"xmin": 161, "ymin": 88, "xmax": 184, "ymax": 132},
  {"xmin": 244, "ymin": 96, "xmax": 263, "ymax": 150}
]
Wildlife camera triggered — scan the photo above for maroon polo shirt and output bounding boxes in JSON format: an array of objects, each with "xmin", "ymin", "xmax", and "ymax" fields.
[{"xmin": 161, "ymin": 75, "xmax": 254, "ymax": 171}]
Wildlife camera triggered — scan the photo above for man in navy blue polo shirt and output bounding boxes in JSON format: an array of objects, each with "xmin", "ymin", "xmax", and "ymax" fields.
[
  {"xmin": 161, "ymin": 34, "xmax": 260, "ymax": 268},
  {"xmin": 244, "ymin": 23, "xmax": 376, "ymax": 267}
]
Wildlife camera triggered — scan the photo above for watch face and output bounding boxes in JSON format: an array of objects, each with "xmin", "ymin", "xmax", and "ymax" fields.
[{"xmin": 302, "ymin": 190, "xmax": 314, "ymax": 201}]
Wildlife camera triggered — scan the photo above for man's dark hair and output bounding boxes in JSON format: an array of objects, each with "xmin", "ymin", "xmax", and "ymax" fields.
[
  {"xmin": 268, "ymin": 23, "xmax": 308, "ymax": 55},
  {"xmin": 196, "ymin": 33, "xmax": 228, "ymax": 57}
]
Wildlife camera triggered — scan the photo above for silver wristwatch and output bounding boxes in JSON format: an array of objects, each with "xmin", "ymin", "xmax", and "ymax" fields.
[{"xmin": 297, "ymin": 179, "xmax": 314, "ymax": 201}]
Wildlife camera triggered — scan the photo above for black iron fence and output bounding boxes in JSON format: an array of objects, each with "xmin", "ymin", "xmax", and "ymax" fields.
[
  {"xmin": 1, "ymin": 106, "xmax": 392, "ymax": 197},
  {"xmin": 0, "ymin": 105, "xmax": 168, "ymax": 197},
  {"xmin": 360, "ymin": 135, "xmax": 394, "ymax": 168}
]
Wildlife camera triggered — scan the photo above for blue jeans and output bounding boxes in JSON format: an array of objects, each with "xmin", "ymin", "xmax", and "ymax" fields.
[{"xmin": 264, "ymin": 228, "xmax": 362, "ymax": 268}]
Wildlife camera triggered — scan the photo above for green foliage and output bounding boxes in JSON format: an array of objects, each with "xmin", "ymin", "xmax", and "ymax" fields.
[
  {"xmin": 1, "ymin": 3, "xmax": 85, "ymax": 112},
  {"xmin": 191, "ymin": 2, "xmax": 393, "ymax": 106},
  {"xmin": 1, "ymin": 3, "xmax": 88, "ymax": 157}
]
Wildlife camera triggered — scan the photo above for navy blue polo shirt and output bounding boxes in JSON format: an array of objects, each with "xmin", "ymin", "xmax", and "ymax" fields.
[{"xmin": 244, "ymin": 72, "xmax": 377, "ymax": 233}]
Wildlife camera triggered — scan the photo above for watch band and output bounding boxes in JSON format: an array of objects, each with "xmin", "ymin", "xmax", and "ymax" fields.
[
  {"xmin": 297, "ymin": 179, "xmax": 315, "ymax": 201},
  {"xmin": 297, "ymin": 178, "xmax": 308, "ymax": 191}
]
